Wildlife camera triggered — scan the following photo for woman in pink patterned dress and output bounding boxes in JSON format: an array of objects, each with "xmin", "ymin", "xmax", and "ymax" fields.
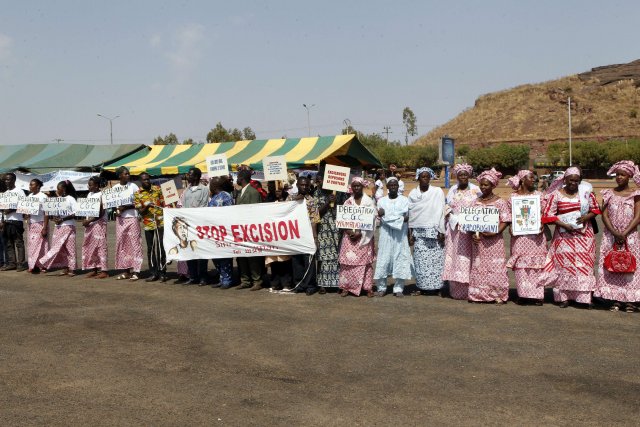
[
  {"xmin": 25, "ymin": 179, "xmax": 49, "ymax": 273},
  {"xmin": 542, "ymin": 167, "xmax": 600, "ymax": 308},
  {"xmin": 442, "ymin": 163, "xmax": 480, "ymax": 300},
  {"xmin": 468, "ymin": 168, "xmax": 511, "ymax": 303},
  {"xmin": 596, "ymin": 160, "xmax": 640, "ymax": 312},
  {"xmin": 81, "ymin": 176, "xmax": 109, "ymax": 279},
  {"xmin": 506, "ymin": 170, "xmax": 547, "ymax": 305},
  {"xmin": 338, "ymin": 177, "xmax": 376, "ymax": 298}
]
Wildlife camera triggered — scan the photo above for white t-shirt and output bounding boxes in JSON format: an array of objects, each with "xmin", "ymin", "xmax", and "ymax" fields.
[
  {"xmin": 397, "ymin": 179, "xmax": 405, "ymax": 196},
  {"xmin": 6, "ymin": 188, "xmax": 26, "ymax": 221},
  {"xmin": 374, "ymin": 180, "xmax": 384, "ymax": 199},
  {"xmin": 58, "ymin": 195, "xmax": 78, "ymax": 227},
  {"xmin": 28, "ymin": 192, "xmax": 48, "ymax": 224},
  {"xmin": 112, "ymin": 182, "xmax": 139, "ymax": 218}
]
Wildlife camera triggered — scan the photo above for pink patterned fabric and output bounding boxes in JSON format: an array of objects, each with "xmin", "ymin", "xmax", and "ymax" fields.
[
  {"xmin": 338, "ymin": 264, "xmax": 374, "ymax": 296},
  {"xmin": 452, "ymin": 163, "xmax": 473, "ymax": 176},
  {"xmin": 27, "ymin": 222, "xmax": 49, "ymax": 270},
  {"xmin": 507, "ymin": 170, "xmax": 531, "ymax": 190},
  {"xmin": 40, "ymin": 226, "xmax": 76, "ymax": 270},
  {"xmin": 449, "ymin": 281, "xmax": 469, "ymax": 300},
  {"xmin": 115, "ymin": 216, "xmax": 143, "ymax": 272},
  {"xmin": 595, "ymin": 189, "xmax": 640, "ymax": 302},
  {"xmin": 507, "ymin": 191, "xmax": 547, "ymax": 299},
  {"xmin": 338, "ymin": 197, "xmax": 376, "ymax": 296},
  {"xmin": 476, "ymin": 168, "xmax": 502, "ymax": 187},
  {"xmin": 606, "ymin": 160, "xmax": 638, "ymax": 178},
  {"xmin": 442, "ymin": 187, "xmax": 478, "ymax": 289},
  {"xmin": 468, "ymin": 198, "xmax": 511, "ymax": 302},
  {"xmin": 177, "ymin": 260, "xmax": 189, "ymax": 276},
  {"xmin": 82, "ymin": 219, "xmax": 108, "ymax": 271},
  {"xmin": 542, "ymin": 190, "xmax": 598, "ymax": 304},
  {"xmin": 545, "ymin": 167, "xmax": 582, "ymax": 195}
]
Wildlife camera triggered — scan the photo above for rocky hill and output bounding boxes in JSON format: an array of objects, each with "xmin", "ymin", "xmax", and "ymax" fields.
[{"xmin": 415, "ymin": 59, "xmax": 640, "ymax": 157}]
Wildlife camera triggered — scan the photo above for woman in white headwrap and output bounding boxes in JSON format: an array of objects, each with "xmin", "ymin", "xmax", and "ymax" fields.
[
  {"xmin": 408, "ymin": 167, "xmax": 445, "ymax": 295},
  {"xmin": 506, "ymin": 170, "xmax": 548, "ymax": 305},
  {"xmin": 596, "ymin": 160, "xmax": 640, "ymax": 312},
  {"xmin": 442, "ymin": 163, "xmax": 481, "ymax": 299},
  {"xmin": 542, "ymin": 167, "xmax": 600, "ymax": 308}
]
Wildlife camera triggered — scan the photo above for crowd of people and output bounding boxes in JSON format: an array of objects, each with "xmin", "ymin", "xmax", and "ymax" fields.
[{"xmin": 1, "ymin": 160, "xmax": 640, "ymax": 312}]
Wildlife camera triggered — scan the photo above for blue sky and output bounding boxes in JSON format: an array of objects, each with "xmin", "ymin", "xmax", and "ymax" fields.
[{"xmin": 0, "ymin": 0, "xmax": 637, "ymax": 145}]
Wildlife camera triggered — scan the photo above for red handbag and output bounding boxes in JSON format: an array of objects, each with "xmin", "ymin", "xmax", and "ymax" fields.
[{"xmin": 604, "ymin": 241, "xmax": 636, "ymax": 273}]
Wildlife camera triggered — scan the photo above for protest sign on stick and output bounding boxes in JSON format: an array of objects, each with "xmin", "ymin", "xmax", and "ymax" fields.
[
  {"xmin": 458, "ymin": 206, "xmax": 500, "ymax": 233},
  {"xmin": 205, "ymin": 154, "xmax": 229, "ymax": 177},
  {"xmin": 335, "ymin": 205, "xmax": 377, "ymax": 231},
  {"xmin": 262, "ymin": 156, "xmax": 288, "ymax": 181},
  {"xmin": 322, "ymin": 164, "xmax": 350, "ymax": 193},
  {"xmin": 161, "ymin": 180, "xmax": 180, "ymax": 205}
]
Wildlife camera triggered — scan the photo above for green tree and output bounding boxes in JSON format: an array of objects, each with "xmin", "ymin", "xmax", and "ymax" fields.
[
  {"xmin": 572, "ymin": 141, "xmax": 608, "ymax": 170},
  {"xmin": 206, "ymin": 122, "xmax": 256, "ymax": 143},
  {"xmin": 402, "ymin": 107, "xmax": 417, "ymax": 144},
  {"xmin": 182, "ymin": 138, "xmax": 195, "ymax": 145},
  {"xmin": 153, "ymin": 133, "xmax": 179, "ymax": 145},
  {"xmin": 242, "ymin": 127, "xmax": 256, "ymax": 140},
  {"xmin": 466, "ymin": 143, "xmax": 529, "ymax": 173},
  {"xmin": 546, "ymin": 142, "xmax": 567, "ymax": 166}
]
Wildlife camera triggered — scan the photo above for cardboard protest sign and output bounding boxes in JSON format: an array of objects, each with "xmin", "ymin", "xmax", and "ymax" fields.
[
  {"xmin": 262, "ymin": 156, "xmax": 288, "ymax": 181},
  {"xmin": 17, "ymin": 197, "xmax": 41, "ymax": 215},
  {"xmin": 458, "ymin": 206, "xmax": 500, "ymax": 233},
  {"xmin": 336, "ymin": 205, "xmax": 377, "ymax": 231},
  {"xmin": 75, "ymin": 198, "xmax": 101, "ymax": 217},
  {"xmin": 511, "ymin": 195, "xmax": 541, "ymax": 236},
  {"xmin": 102, "ymin": 186, "xmax": 134, "ymax": 209},
  {"xmin": 43, "ymin": 197, "xmax": 73, "ymax": 217},
  {"xmin": 322, "ymin": 164, "xmax": 351, "ymax": 192},
  {"xmin": 161, "ymin": 180, "xmax": 180, "ymax": 205},
  {"xmin": 0, "ymin": 192, "xmax": 24, "ymax": 209},
  {"xmin": 163, "ymin": 201, "xmax": 316, "ymax": 260},
  {"xmin": 205, "ymin": 154, "xmax": 229, "ymax": 177}
]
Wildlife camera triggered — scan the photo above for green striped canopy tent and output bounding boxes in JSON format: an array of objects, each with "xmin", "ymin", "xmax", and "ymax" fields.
[
  {"xmin": 103, "ymin": 135, "xmax": 382, "ymax": 175},
  {"xmin": 0, "ymin": 143, "xmax": 147, "ymax": 174}
]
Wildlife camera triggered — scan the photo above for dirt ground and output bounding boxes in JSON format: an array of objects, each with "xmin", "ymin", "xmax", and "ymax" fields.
[{"xmin": 1, "ymin": 180, "xmax": 639, "ymax": 426}]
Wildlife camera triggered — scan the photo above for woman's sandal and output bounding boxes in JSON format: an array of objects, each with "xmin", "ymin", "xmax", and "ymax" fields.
[
  {"xmin": 410, "ymin": 290, "xmax": 422, "ymax": 296},
  {"xmin": 116, "ymin": 273, "xmax": 131, "ymax": 280},
  {"xmin": 366, "ymin": 290, "xmax": 374, "ymax": 298},
  {"xmin": 625, "ymin": 303, "xmax": 637, "ymax": 313},
  {"xmin": 340, "ymin": 290, "xmax": 349, "ymax": 297},
  {"xmin": 610, "ymin": 302, "xmax": 621, "ymax": 312}
]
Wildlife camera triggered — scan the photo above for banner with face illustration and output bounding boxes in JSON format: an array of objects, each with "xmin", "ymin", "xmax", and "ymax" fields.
[{"xmin": 163, "ymin": 200, "xmax": 316, "ymax": 261}]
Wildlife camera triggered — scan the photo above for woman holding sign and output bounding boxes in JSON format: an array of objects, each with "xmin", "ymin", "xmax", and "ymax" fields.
[
  {"xmin": 338, "ymin": 177, "xmax": 376, "ymax": 297},
  {"xmin": 442, "ymin": 164, "xmax": 481, "ymax": 299},
  {"xmin": 112, "ymin": 167, "xmax": 143, "ymax": 281},
  {"xmin": 596, "ymin": 161, "xmax": 640, "ymax": 312},
  {"xmin": 25, "ymin": 179, "xmax": 49, "ymax": 273},
  {"xmin": 468, "ymin": 168, "xmax": 511, "ymax": 304},
  {"xmin": 507, "ymin": 170, "xmax": 547, "ymax": 305},
  {"xmin": 81, "ymin": 176, "xmax": 109, "ymax": 279},
  {"xmin": 542, "ymin": 167, "xmax": 600, "ymax": 308},
  {"xmin": 40, "ymin": 181, "xmax": 78, "ymax": 276}
]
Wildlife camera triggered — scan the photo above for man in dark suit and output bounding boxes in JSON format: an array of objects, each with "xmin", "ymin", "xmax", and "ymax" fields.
[{"xmin": 235, "ymin": 169, "xmax": 264, "ymax": 290}]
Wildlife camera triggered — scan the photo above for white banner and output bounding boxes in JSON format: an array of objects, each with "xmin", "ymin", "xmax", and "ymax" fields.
[
  {"xmin": 15, "ymin": 171, "xmax": 98, "ymax": 192},
  {"xmin": 16, "ymin": 197, "xmax": 41, "ymax": 215},
  {"xmin": 262, "ymin": 156, "xmax": 288, "ymax": 181},
  {"xmin": 336, "ymin": 205, "xmax": 377, "ymax": 231},
  {"xmin": 102, "ymin": 186, "xmax": 134, "ymax": 209},
  {"xmin": 459, "ymin": 206, "xmax": 500, "ymax": 233},
  {"xmin": 0, "ymin": 192, "xmax": 24, "ymax": 209},
  {"xmin": 511, "ymin": 195, "xmax": 541, "ymax": 236},
  {"xmin": 43, "ymin": 197, "xmax": 73, "ymax": 217},
  {"xmin": 322, "ymin": 164, "xmax": 351, "ymax": 192},
  {"xmin": 205, "ymin": 154, "xmax": 229, "ymax": 177},
  {"xmin": 163, "ymin": 201, "xmax": 316, "ymax": 260},
  {"xmin": 75, "ymin": 198, "xmax": 101, "ymax": 217}
]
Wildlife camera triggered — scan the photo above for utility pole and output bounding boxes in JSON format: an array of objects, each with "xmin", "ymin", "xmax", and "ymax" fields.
[
  {"xmin": 302, "ymin": 104, "xmax": 315, "ymax": 137},
  {"xmin": 383, "ymin": 126, "xmax": 392, "ymax": 143},
  {"xmin": 568, "ymin": 97, "xmax": 572, "ymax": 166},
  {"xmin": 97, "ymin": 114, "xmax": 120, "ymax": 145},
  {"xmin": 53, "ymin": 138, "xmax": 64, "ymax": 144}
]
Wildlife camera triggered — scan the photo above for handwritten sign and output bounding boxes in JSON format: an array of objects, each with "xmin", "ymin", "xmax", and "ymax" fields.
[
  {"xmin": 262, "ymin": 156, "xmax": 288, "ymax": 181},
  {"xmin": 17, "ymin": 197, "xmax": 41, "ymax": 215},
  {"xmin": 336, "ymin": 205, "xmax": 377, "ymax": 231},
  {"xmin": 206, "ymin": 154, "xmax": 229, "ymax": 177},
  {"xmin": 511, "ymin": 195, "xmax": 541, "ymax": 236},
  {"xmin": 43, "ymin": 197, "xmax": 73, "ymax": 217},
  {"xmin": 102, "ymin": 186, "xmax": 134, "ymax": 209},
  {"xmin": 76, "ymin": 198, "xmax": 101, "ymax": 217},
  {"xmin": 558, "ymin": 211, "xmax": 583, "ymax": 233},
  {"xmin": 322, "ymin": 164, "xmax": 351, "ymax": 192},
  {"xmin": 161, "ymin": 180, "xmax": 180, "ymax": 205},
  {"xmin": 0, "ymin": 192, "xmax": 24, "ymax": 209},
  {"xmin": 458, "ymin": 206, "xmax": 500, "ymax": 233}
]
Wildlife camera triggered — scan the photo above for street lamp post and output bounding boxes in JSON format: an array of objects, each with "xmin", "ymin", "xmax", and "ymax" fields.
[
  {"xmin": 302, "ymin": 104, "xmax": 315, "ymax": 137},
  {"xmin": 97, "ymin": 114, "xmax": 120, "ymax": 145}
]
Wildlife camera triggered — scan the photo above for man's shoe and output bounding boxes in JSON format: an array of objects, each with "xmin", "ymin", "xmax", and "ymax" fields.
[
  {"xmin": 210, "ymin": 283, "xmax": 222, "ymax": 288},
  {"xmin": 182, "ymin": 279, "xmax": 198, "ymax": 286},
  {"xmin": 0, "ymin": 265, "xmax": 16, "ymax": 271},
  {"xmin": 249, "ymin": 284, "xmax": 263, "ymax": 291},
  {"xmin": 145, "ymin": 275, "xmax": 159, "ymax": 282},
  {"xmin": 305, "ymin": 287, "xmax": 318, "ymax": 296},
  {"xmin": 236, "ymin": 283, "xmax": 252, "ymax": 290},
  {"xmin": 16, "ymin": 266, "xmax": 27, "ymax": 272},
  {"xmin": 159, "ymin": 275, "xmax": 168, "ymax": 283},
  {"xmin": 198, "ymin": 280, "xmax": 209, "ymax": 286}
]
